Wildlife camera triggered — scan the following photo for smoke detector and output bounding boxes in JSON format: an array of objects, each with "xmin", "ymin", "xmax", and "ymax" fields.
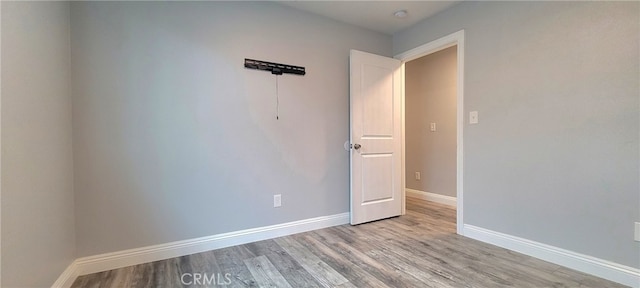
[{"xmin": 394, "ymin": 10, "xmax": 408, "ymax": 18}]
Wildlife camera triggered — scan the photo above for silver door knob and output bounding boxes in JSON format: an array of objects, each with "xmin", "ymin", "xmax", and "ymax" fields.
[{"xmin": 353, "ymin": 143, "xmax": 361, "ymax": 150}]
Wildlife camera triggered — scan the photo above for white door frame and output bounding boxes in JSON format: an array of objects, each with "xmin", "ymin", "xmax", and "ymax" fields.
[
  {"xmin": 0, "ymin": 2, "xmax": 4, "ymax": 281},
  {"xmin": 394, "ymin": 30, "xmax": 465, "ymax": 235}
]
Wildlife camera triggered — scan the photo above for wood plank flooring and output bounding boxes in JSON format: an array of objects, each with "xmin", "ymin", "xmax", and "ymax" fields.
[{"xmin": 72, "ymin": 198, "xmax": 627, "ymax": 287}]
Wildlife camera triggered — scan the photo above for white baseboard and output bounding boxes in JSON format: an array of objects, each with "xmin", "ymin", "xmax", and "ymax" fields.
[
  {"xmin": 51, "ymin": 261, "xmax": 79, "ymax": 288},
  {"xmin": 405, "ymin": 188, "xmax": 457, "ymax": 207},
  {"xmin": 53, "ymin": 211, "xmax": 639, "ymax": 288},
  {"xmin": 463, "ymin": 224, "xmax": 640, "ymax": 288},
  {"xmin": 52, "ymin": 212, "xmax": 349, "ymax": 287}
]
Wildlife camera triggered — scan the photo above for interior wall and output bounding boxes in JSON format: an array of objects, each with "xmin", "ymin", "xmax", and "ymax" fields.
[
  {"xmin": 405, "ymin": 46, "xmax": 457, "ymax": 197},
  {"xmin": 394, "ymin": 1, "xmax": 640, "ymax": 268},
  {"xmin": 70, "ymin": 1, "xmax": 391, "ymax": 257},
  {"xmin": 1, "ymin": 1, "xmax": 75, "ymax": 287}
]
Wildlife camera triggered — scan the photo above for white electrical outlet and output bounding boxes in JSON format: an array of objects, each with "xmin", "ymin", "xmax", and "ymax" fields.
[
  {"xmin": 635, "ymin": 222, "xmax": 640, "ymax": 242},
  {"xmin": 470, "ymin": 111, "xmax": 479, "ymax": 124},
  {"xmin": 430, "ymin": 122, "xmax": 436, "ymax": 132},
  {"xmin": 274, "ymin": 194, "xmax": 282, "ymax": 208},
  {"xmin": 415, "ymin": 172, "xmax": 421, "ymax": 180}
]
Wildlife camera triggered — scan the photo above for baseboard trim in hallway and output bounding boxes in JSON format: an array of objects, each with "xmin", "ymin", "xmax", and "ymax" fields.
[
  {"xmin": 52, "ymin": 212, "xmax": 350, "ymax": 287},
  {"xmin": 51, "ymin": 262, "xmax": 79, "ymax": 288},
  {"xmin": 406, "ymin": 188, "xmax": 457, "ymax": 207},
  {"xmin": 463, "ymin": 224, "xmax": 640, "ymax": 288}
]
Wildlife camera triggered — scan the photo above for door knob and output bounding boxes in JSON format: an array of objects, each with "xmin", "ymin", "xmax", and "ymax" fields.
[{"xmin": 353, "ymin": 143, "xmax": 361, "ymax": 150}]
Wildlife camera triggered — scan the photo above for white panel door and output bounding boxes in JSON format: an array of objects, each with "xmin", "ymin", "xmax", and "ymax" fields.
[{"xmin": 350, "ymin": 50, "xmax": 402, "ymax": 225}]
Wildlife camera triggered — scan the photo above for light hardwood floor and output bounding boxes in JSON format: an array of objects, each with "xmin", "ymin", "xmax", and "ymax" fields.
[{"xmin": 72, "ymin": 198, "xmax": 626, "ymax": 287}]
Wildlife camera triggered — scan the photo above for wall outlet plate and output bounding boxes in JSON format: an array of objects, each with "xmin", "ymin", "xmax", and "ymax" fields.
[
  {"xmin": 469, "ymin": 111, "xmax": 479, "ymax": 124},
  {"xmin": 274, "ymin": 194, "xmax": 282, "ymax": 208}
]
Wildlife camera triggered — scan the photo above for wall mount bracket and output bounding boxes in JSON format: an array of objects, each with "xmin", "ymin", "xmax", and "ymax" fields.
[{"xmin": 244, "ymin": 58, "xmax": 305, "ymax": 76}]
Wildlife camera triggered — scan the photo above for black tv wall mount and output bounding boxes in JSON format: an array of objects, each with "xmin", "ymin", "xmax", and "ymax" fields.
[{"xmin": 244, "ymin": 58, "xmax": 306, "ymax": 76}]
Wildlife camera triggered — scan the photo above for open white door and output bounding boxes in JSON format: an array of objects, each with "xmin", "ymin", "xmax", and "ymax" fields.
[{"xmin": 350, "ymin": 50, "xmax": 402, "ymax": 225}]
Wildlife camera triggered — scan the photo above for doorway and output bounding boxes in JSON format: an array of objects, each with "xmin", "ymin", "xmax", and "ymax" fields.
[
  {"xmin": 405, "ymin": 45, "xmax": 457, "ymax": 205},
  {"xmin": 396, "ymin": 30, "xmax": 465, "ymax": 235}
]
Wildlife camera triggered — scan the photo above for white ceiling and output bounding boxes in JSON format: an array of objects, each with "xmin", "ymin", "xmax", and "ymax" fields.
[{"xmin": 275, "ymin": 1, "xmax": 460, "ymax": 35}]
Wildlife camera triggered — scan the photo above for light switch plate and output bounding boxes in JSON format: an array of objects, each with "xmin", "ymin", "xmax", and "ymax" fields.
[
  {"xmin": 635, "ymin": 222, "xmax": 640, "ymax": 242},
  {"xmin": 470, "ymin": 111, "xmax": 479, "ymax": 124},
  {"xmin": 430, "ymin": 123, "xmax": 436, "ymax": 132}
]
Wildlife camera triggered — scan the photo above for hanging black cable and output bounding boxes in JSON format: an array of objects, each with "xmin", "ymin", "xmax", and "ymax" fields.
[
  {"xmin": 275, "ymin": 75, "xmax": 279, "ymax": 120},
  {"xmin": 244, "ymin": 58, "xmax": 305, "ymax": 120}
]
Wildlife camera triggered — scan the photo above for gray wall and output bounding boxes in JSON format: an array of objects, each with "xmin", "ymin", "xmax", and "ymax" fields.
[
  {"xmin": 394, "ymin": 1, "xmax": 640, "ymax": 268},
  {"xmin": 70, "ymin": 1, "xmax": 391, "ymax": 257},
  {"xmin": 1, "ymin": 1, "xmax": 75, "ymax": 287},
  {"xmin": 405, "ymin": 46, "xmax": 457, "ymax": 197}
]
